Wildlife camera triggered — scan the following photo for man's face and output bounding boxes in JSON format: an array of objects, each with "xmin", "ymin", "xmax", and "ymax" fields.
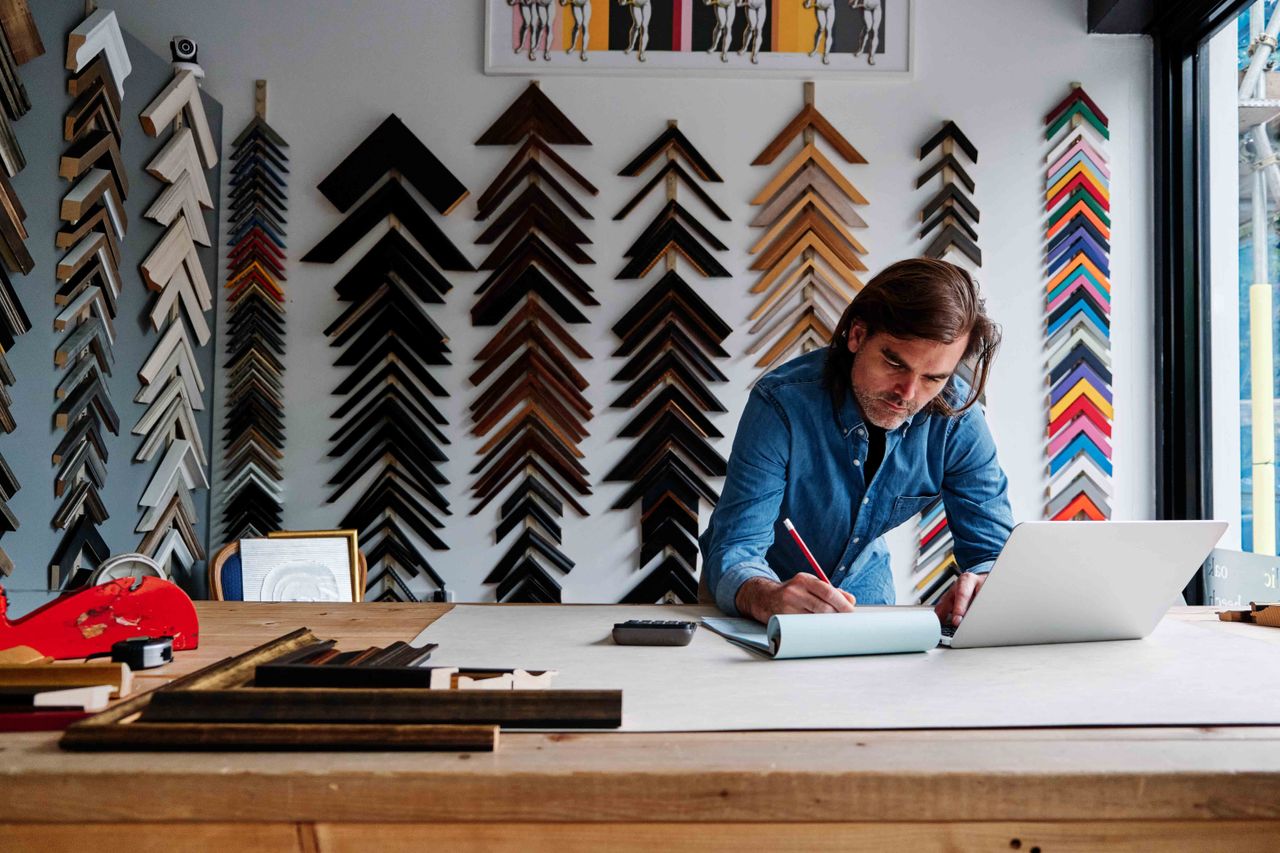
[{"xmin": 846, "ymin": 323, "xmax": 970, "ymax": 429}]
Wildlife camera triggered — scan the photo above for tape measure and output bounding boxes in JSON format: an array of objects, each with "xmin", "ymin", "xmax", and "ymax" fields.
[{"xmin": 110, "ymin": 636, "xmax": 173, "ymax": 670}]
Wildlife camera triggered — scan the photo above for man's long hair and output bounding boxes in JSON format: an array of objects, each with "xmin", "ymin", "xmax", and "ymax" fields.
[{"xmin": 823, "ymin": 258, "xmax": 1001, "ymax": 418}]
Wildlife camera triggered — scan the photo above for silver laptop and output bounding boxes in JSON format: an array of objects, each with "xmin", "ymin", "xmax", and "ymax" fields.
[{"xmin": 940, "ymin": 520, "xmax": 1228, "ymax": 649}]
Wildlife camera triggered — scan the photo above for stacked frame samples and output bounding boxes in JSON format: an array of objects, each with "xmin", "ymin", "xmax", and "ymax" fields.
[
  {"xmin": 0, "ymin": 0, "xmax": 36, "ymax": 579},
  {"xmin": 220, "ymin": 85, "xmax": 288, "ymax": 542},
  {"xmin": 132, "ymin": 54, "xmax": 219, "ymax": 574},
  {"xmin": 908, "ymin": 120, "xmax": 982, "ymax": 606},
  {"xmin": 470, "ymin": 82, "xmax": 596, "ymax": 603},
  {"xmin": 917, "ymin": 121, "xmax": 980, "ymax": 267},
  {"xmin": 49, "ymin": 8, "xmax": 130, "ymax": 587},
  {"xmin": 607, "ymin": 121, "xmax": 731, "ymax": 603},
  {"xmin": 747, "ymin": 83, "xmax": 867, "ymax": 380},
  {"xmin": 1043, "ymin": 86, "xmax": 1113, "ymax": 522},
  {"xmin": 301, "ymin": 113, "xmax": 471, "ymax": 602}
]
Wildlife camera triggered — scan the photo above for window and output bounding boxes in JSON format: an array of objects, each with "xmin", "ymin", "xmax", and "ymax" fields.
[
  {"xmin": 1207, "ymin": 1, "xmax": 1279, "ymax": 558},
  {"xmin": 1142, "ymin": 0, "xmax": 1256, "ymax": 602},
  {"xmin": 1194, "ymin": 0, "xmax": 1280, "ymax": 605}
]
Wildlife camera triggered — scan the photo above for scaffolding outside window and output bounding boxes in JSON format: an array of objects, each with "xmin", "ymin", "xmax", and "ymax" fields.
[
  {"xmin": 1208, "ymin": 1, "xmax": 1280, "ymax": 558},
  {"xmin": 1236, "ymin": 1, "xmax": 1280, "ymax": 556},
  {"xmin": 1204, "ymin": 1, "xmax": 1280, "ymax": 604}
]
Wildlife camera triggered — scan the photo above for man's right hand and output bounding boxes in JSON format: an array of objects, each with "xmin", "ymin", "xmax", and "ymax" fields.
[{"xmin": 735, "ymin": 574, "xmax": 857, "ymax": 623}]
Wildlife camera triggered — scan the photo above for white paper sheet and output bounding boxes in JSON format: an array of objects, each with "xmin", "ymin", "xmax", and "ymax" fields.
[
  {"xmin": 414, "ymin": 604, "xmax": 1280, "ymax": 732},
  {"xmin": 239, "ymin": 537, "xmax": 354, "ymax": 602},
  {"xmin": 704, "ymin": 608, "xmax": 941, "ymax": 658}
]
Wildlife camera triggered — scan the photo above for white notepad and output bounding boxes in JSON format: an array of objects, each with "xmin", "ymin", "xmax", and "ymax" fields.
[{"xmin": 702, "ymin": 608, "xmax": 942, "ymax": 659}]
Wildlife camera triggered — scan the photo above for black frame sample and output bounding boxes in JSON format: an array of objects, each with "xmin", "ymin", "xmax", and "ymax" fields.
[
  {"xmin": 916, "ymin": 121, "xmax": 981, "ymax": 266},
  {"xmin": 302, "ymin": 113, "xmax": 472, "ymax": 602},
  {"xmin": 609, "ymin": 121, "xmax": 732, "ymax": 604}
]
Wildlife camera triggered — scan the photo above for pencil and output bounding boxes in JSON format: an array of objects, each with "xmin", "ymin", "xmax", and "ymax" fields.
[{"xmin": 782, "ymin": 518, "xmax": 832, "ymax": 585}]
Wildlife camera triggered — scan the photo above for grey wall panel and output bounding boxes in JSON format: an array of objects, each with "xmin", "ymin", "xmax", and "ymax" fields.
[{"xmin": 3, "ymin": 2, "xmax": 220, "ymax": 610}]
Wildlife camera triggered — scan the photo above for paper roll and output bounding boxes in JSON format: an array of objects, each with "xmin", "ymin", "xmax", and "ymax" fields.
[{"xmin": 767, "ymin": 608, "xmax": 942, "ymax": 658}]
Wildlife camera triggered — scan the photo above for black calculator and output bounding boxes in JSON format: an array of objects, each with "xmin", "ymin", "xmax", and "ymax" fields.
[{"xmin": 611, "ymin": 619, "xmax": 697, "ymax": 646}]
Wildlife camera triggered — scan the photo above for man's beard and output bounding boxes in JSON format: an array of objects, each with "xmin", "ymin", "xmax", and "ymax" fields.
[{"xmin": 852, "ymin": 382, "xmax": 918, "ymax": 428}]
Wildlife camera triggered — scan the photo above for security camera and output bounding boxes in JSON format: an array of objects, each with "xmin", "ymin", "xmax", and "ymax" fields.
[
  {"xmin": 169, "ymin": 35, "xmax": 205, "ymax": 81},
  {"xmin": 170, "ymin": 35, "xmax": 197, "ymax": 62}
]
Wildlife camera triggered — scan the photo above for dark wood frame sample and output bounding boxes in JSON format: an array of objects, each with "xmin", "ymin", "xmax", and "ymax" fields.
[
  {"xmin": 220, "ymin": 82, "xmax": 288, "ymax": 542},
  {"xmin": 0, "ymin": 1, "xmax": 43, "ymax": 66},
  {"xmin": 0, "ymin": 0, "xmax": 31, "ymax": 179},
  {"xmin": 470, "ymin": 82, "xmax": 596, "ymax": 603},
  {"xmin": 301, "ymin": 113, "xmax": 472, "ymax": 602},
  {"xmin": 0, "ymin": 3, "xmax": 35, "ymax": 577},
  {"xmin": 747, "ymin": 83, "xmax": 867, "ymax": 379},
  {"xmin": 608, "ymin": 121, "xmax": 731, "ymax": 604},
  {"xmin": 142, "ymin": 686, "xmax": 620, "ymax": 728},
  {"xmin": 60, "ymin": 628, "xmax": 500, "ymax": 751}
]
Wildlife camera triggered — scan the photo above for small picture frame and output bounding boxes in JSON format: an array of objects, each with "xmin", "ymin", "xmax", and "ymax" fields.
[
  {"xmin": 266, "ymin": 529, "xmax": 363, "ymax": 602},
  {"xmin": 234, "ymin": 531, "xmax": 361, "ymax": 603}
]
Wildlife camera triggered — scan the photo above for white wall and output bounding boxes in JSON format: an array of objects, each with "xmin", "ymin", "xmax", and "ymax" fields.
[{"xmin": 108, "ymin": 0, "xmax": 1154, "ymax": 602}]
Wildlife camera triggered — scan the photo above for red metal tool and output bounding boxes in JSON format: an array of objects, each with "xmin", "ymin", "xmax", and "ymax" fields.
[{"xmin": 0, "ymin": 577, "xmax": 199, "ymax": 660}]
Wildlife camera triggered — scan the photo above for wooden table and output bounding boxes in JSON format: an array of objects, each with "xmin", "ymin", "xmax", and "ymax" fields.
[{"xmin": 2, "ymin": 603, "xmax": 1279, "ymax": 852}]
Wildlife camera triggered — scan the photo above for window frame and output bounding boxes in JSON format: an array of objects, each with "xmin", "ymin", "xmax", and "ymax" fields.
[{"xmin": 1146, "ymin": 0, "xmax": 1253, "ymax": 603}]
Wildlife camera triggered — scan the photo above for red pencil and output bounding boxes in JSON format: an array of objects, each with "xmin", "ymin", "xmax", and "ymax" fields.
[{"xmin": 782, "ymin": 518, "xmax": 832, "ymax": 585}]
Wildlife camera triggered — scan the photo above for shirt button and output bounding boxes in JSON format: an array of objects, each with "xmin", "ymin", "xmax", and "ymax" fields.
[
  {"xmin": 853, "ymin": 537, "xmax": 861, "ymax": 544},
  {"xmin": 853, "ymin": 459, "xmax": 861, "ymax": 467},
  {"xmin": 857, "ymin": 428, "xmax": 865, "ymax": 436},
  {"xmin": 862, "ymin": 497, "xmax": 869, "ymax": 505}
]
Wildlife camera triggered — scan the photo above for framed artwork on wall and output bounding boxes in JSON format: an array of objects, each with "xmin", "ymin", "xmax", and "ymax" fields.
[{"xmin": 484, "ymin": 1, "xmax": 913, "ymax": 78}]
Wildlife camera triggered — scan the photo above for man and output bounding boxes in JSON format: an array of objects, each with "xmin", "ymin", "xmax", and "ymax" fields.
[{"xmin": 699, "ymin": 258, "xmax": 1013, "ymax": 627}]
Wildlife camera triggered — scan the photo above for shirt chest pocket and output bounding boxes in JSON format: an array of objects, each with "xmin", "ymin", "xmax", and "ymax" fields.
[{"xmin": 886, "ymin": 494, "xmax": 941, "ymax": 532}]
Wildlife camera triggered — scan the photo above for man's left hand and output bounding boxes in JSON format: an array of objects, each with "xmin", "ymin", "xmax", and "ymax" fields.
[{"xmin": 933, "ymin": 571, "xmax": 988, "ymax": 627}]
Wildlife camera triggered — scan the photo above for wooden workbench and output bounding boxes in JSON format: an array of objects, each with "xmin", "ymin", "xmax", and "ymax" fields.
[{"xmin": 1, "ymin": 603, "xmax": 1278, "ymax": 852}]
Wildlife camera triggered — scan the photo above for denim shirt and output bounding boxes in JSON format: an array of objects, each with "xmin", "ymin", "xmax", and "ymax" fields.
[{"xmin": 699, "ymin": 349, "xmax": 1014, "ymax": 616}]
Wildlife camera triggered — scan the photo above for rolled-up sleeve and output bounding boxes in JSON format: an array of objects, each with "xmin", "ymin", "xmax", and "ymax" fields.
[
  {"xmin": 940, "ymin": 408, "xmax": 1014, "ymax": 574},
  {"xmin": 698, "ymin": 386, "xmax": 791, "ymax": 616}
]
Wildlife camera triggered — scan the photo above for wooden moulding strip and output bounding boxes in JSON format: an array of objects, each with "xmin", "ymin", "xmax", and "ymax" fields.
[
  {"xmin": 62, "ymin": 628, "xmax": 319, "ymax": 731},
  {"xmin": 0, "ymin": 0, "xmax": 44, "ymax": 65},
  {"xmin": 0, "ymin": 662, "xmax": 131, "ymax": 696},
  {"xmin": 59, "ymin": 629, "xmax": 500, "ymax": 751},
  {"xmin": 140, "ymin": 688, "xmax": 624, "ymax": 728},
  {"xmin": 253, "ymin": 664, "xmax": 455, "ymax": 689},
  {"xmin": 139, "ymin": 71, "xmax": 216, "ymax": 167},
  {"xmin": 59, "ymin": 722, "xmax": 497, "ymax": 752},
  {"xmin": 0, "ymin": 645, "xmax": 48, "ymax": 664}
]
